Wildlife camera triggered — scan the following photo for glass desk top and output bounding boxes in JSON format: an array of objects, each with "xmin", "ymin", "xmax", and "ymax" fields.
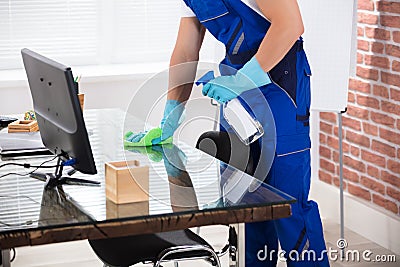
[{"xmin": 0, "ymin": 109, "xmax": 295, "ymax": 247}]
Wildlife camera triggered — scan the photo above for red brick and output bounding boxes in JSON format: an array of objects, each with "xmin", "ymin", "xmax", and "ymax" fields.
[
  {"xmin": 333, "ymin": 151, "xmax": 340, "ymax": 163},
  {"xmin": 346, "ymin": 130, "xmax": 370, "ymax": 148},
  {"xmin": 358, "ymin": 26, "xmax": 364, "ymax": 37},
  {"xmin": 377, "ymin": 1, "xmax": 400, "ymax": 14},
  {"xmin": 387, "ymin": 186, "xmax": 400, "ymax": 202},
  {"xmin": 386, "ymin": 44, "xmax": 400, "ymax": 58},
  {"xmin": 372, "ymin": 140, "xmax": 397, "ymax": 157},
  {"xmin": 381, "ymin": 100, "xmax": 400, "ymax": 116},
  {"xmin": 367, "ymin": 165, "xmax": 380, "ymax": 179},
  {"xmin": 349, "ymin": 78, "xmax": 371, "ymax": 93},
  {"xmin": 381, "ymin": 170, "xmax": 400, "ymax": 187},
  {"xmin": 358, "ymin": 0, "xmax": 374, "ymax": 11},
  {"xmin": 351, "ymin": 146, "xmax": 360, "ymax": 157},
  {"xmin": 371, "ymin": 111, "xmax": 396, "ymax": 127},
  {"xmin": 363, "ymin": 122, "xmax": 378, "ymax": 135},
  {"xmin": 393, "ymin": 60, "xmax": 400, "ymax": 72},
  {"xmin": 343, "ymin": 167, "xmax": 360, "ymax": 182},
  {"xmin": 390, "ymin": 88, "xmax": 400, "ymax": 101},
  {"xmin": 320, "ymin": 158, "xmax": 336, "ymax": 173},
  {"xmin": 373, "ymin": 85, "xmax": 389, "ymax": 98},
  {"xmin": 348, "ymin": 91, "xmax": 356, "ymax": 103},
  {"xmin": 365, "ymin": 27, "xmax": 391, "ymax": 40},
  {"xmin": 348, "ymin": 183, "xmax": 371, "ymax": 201},
  {"xmin": 320, "ymin": 133, "xmax": 327, "ymax": 145},
  {"xmin": 361, "ymin": 149, "xmax": 386, "ymax": 167},
  {"xmin": 320, "ymin": 121, "xmax": 333, "ymax": 134},
  {"xmin": 357, "ymin": 53, "xmax": 364, "ymax": 64},
  {"xmin": 342, "ymin": 116, "xmax": 362, "ymax": 131},
  {"xmin": 357, "ymin": 95, "xmax": 380, "ymax": 109},
  {"xmin": 319, "ymin": 146, "xmax": 331, "ymax": 159},
  {"xmin": 372, "ymin": 194, "xmax": 399, "ymax": 214},
  {"xmin": 358, "ymin": 40, "xmax": 369, "ymax": 51},
  {"xmin": 361, "ymin": 176, "xmax": 385, "ymax": 195},
  {"xmin": 387, "ymin": 159, "xmax": 400, "ymax": 174},
  {"xmin": 397, "ymin": 120, "xmax": 400, "ymax": 131},
  {"xmin": 356, "ymin": 66, "xmax": 379, "ymax": 81},
  {"xmin": 394, "ymin": 31, "xmax": 400, "ymax": 43},
  {"xmin": 371, "ymin": 42, "xmax": 385, "ymax": 54},
  {"xmin": 344, "ymin": 155, "xmax": 367, "ymax": 172},
  {"xmin": 380, "ymin": 127, "xmax": 400, "ymax": 145},
  {"xmin": 358, "ymin": 12, "xmax": 379, "ymax": 24},
  {"xmin": 327, "ymin": 135, "xmax": 339, "ymax": 150},
  {"xmin": 364, "ymin": 55, "xmax": 390, "ymax": 69},
  {"xmin": 380, "ymin": 15, "xmax": 400, "ymax": 28},
  {"xmin": 347, "ymin": 105, "xmax": 370, "ymax": 120},
  {"xmin": 320, "ymin": 112, "xmax": 337, "ymax": 123},
  {"xmin": 333, "ymin": 177, "xmax": 347, "ymax": 189},
  {"xmin": 319, "ymin": 170, "xmax": 332, "ymax": 184},
  {"xmin": 381, "ymin": 71, "xmax": 400, "ymax": 87}
]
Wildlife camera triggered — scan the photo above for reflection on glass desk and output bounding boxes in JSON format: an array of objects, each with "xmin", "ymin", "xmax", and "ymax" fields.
[{"xmin": 0, "ymin": 109, "xmax": 295, "ymax": 249}]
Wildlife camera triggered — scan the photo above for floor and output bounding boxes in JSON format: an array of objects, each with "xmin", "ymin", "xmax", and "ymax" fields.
[{"xmin": 6, "ymin": 219, "xmax": 399, "ymax": 267}]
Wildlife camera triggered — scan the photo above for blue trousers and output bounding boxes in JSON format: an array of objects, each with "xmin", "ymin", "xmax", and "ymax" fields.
[{"xmin": 245, "ymin": 150, "xmax": 330, "ymax": 266}]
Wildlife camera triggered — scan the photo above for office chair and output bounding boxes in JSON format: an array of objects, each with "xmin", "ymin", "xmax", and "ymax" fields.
[
  {"xmin": 89, "ymin": 229, "xmax": 223, "ymax": 267},
  {"xmin": 195, "ymin": 130, "xmax": 259, "ymax": 177}
]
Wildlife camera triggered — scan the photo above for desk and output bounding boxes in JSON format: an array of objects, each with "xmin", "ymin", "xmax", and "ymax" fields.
[{"xmin": 0, "ymin": 109, "xmax": 295, "ymax": 266}]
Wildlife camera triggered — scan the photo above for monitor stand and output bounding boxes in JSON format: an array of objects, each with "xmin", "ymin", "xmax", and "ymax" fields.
[{"xmin": 30, "ymin": 157, "xmax": 100, "ymax": 188}]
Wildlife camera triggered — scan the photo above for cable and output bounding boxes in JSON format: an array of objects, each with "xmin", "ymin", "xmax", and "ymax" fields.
[
  {"xmin": 0, "ymin": 155, "xmax": 58, "ymax": 179},
  {"xmin": 0, "ymin": 162, "xmax": 58, "ymax": 169},
  {"xmin": 0, "ymin": 219, "xmax": 38, "ymax": 227}
]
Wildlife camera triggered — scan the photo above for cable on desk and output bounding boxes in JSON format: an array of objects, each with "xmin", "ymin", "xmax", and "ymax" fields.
[
  {"xmin": 0, "ymin": 219, "xmax": 38, "ymax": 227},
  {"xmin": 0, "ymin": 162, "xmax": 58, "ymax": 169},
  {"xmin": 0, "ymin": 155, "xmax": 58, "ymax": 179}
]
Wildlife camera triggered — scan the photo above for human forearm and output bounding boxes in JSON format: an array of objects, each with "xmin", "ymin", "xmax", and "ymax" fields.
[{"xmin": 167, "ymin": 52, "xmax": 199, "ymax": 103}]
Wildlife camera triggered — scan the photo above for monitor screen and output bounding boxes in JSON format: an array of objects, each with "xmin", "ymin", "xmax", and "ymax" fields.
[{"xmin": 21, "ymin": 48, "xmax": 97, "ymax": 175}]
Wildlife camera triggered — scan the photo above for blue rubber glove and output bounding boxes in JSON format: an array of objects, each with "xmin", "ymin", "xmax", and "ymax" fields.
[
  {"xmin": 126, "ymin": 99, "xmax": 184, "ymax": 145},
  {"xmin": 202, "ymin": 56, "xmax": 271, "ymax": 104}
]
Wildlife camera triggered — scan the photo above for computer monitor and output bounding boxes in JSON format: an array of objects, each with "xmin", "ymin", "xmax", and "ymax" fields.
[{"xmin": 21, "ymin": 48, "xmax": 99, "ymax": 187}]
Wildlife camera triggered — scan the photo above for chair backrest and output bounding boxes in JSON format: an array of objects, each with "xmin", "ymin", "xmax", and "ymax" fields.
[{"xmin": 196, "ymin": 131, "xmax": 259, "ymax": 175}]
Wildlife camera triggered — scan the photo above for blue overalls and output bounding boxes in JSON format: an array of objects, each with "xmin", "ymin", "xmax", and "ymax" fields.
[{"xmin": 182, "ymin": 0, "xmax": 330, "ymax": 266}]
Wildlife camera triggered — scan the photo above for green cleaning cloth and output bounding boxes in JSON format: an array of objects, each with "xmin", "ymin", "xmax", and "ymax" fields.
[{"xmin": 124, "ymin": 127, "xmax": 173, "ymax": 147}]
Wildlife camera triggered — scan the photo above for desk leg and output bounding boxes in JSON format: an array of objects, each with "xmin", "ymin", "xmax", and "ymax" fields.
[
  {"xmin": 1, "ymin": 249, "xmax": 11, "ymax": 267},
  {"xmin": 229, "ymin": 223, "xmax": 245, "ymax": 267}
]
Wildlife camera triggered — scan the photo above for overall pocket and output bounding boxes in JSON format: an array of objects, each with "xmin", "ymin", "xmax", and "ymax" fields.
[{"xmin": 295, "ymin": 52, "xmax": 312, "ymax": 134}]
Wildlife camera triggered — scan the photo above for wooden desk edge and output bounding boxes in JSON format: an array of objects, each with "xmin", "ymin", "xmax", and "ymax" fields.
[{"xmin": 0, "ymin": 204, "xmax": 291, "ymax": 249}]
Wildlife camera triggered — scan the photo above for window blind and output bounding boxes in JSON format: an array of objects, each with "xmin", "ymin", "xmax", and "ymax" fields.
[
  {"xmin": 0, "ymin": 0, "xmax": 98, "ymax": 70},
  {"xmin": 0, "ymin": 0, "xmax": 182, "ymax": 70}
]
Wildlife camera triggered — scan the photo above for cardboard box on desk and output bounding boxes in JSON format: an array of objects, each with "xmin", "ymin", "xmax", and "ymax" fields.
[{"xmin": 105, "ymin": 160, "xmax": 149, "ymax": 204}]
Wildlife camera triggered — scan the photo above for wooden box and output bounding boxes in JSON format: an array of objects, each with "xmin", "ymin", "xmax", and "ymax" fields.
[
  {"xmin": 78, "ymin": 93, "xmax": 84, "ymax": 110},
  {"xmin": 8, "ymin": 120, "xmax": 39, "ymax": 133},
  {"xmin": 105, "ymin": 160, "xmax": 149, "ymax": 204}
]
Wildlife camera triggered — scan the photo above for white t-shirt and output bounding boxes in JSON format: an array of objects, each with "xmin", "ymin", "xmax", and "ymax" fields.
[{"xmin": 180, "ymin": 0, "xmax": 267, "ymax": 20}]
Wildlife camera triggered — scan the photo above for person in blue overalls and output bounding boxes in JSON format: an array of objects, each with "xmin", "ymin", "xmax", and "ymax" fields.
[{"xmin": 127, "ymin": 0, "xmax": 330, "ymax": 266}]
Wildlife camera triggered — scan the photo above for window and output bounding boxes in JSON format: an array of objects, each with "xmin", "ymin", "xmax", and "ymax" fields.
[{"xmin": 0, "ymin": 0, "xmax": 181, "ymax": 70}]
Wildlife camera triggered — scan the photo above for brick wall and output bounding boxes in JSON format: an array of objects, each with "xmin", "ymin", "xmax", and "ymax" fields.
[{"xmin": 318, "ymin": 0, "xmax": 400, "ymax": 215}]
